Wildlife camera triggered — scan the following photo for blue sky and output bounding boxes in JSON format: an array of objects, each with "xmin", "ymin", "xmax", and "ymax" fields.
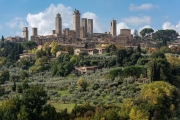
[{"xmin": 0, "ymin": 0, "xmax": 180, "ymax": 38}]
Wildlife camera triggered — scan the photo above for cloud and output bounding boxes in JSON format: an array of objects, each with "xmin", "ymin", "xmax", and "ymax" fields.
[
  {"xmin": 16, "ymin": 31, "xmax": 22, "ymax": 36},
  {"xmin": 139, "ymin": 25, "xmax": 152, "ymax": 32},
  {"xmin": 82, "ymin": 12, "xmax": 107, "ymax": 33},
  {"xmin": 6, "ymin": 17, "xmax": 27, "ymax": 29},
  {"xmin": 129, "ymin": 3, "xmax": 158, "ymax": 11},
  {"xmin": 162, "ymin": 21, "xmax": 180, "ymax": 34},
  {"xmin": 26, "ymin": 3, "xmax": 73, "ymax": 35},
  {"xmin": 116, "ymin": 22, "xmax": 129, "ymax": 35},
  {"xmin": 122, "ymin": 16, "xmax": 151, "ymax": 26},
  {"xmin": 0, "ymin": 25, "xmax": 2, "ymax": 30}
]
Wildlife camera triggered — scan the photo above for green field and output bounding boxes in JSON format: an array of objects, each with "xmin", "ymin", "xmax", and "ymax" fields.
[{"xmin": 49, "ymin": 101, "xmax": 77, "ymax": 113}]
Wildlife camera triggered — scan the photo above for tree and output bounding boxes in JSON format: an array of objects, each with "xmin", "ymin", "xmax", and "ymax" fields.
[
  {"xmin": 12, "ymin": 81, "xmax": 16, "ymax": 91},
  {"xmin": 0, "ymin": 98, "xmax": 18, "ymax": 120},
  {"xmin": 0, "ymin": 70, "xmax": 10, "ymax": 84},
  {"xmin": 1, "ymin": 36, "xmax": 4, "ymax": 42},
  {"xmin": 19, "ymin": 70, "xmax": 28, "ymax": 80},
  {"xmin": 103, "ymin": 109, "xmax": 119, "ymax": 120},
  {"xmin": 50, "ymin": 41, "xmax": 59, "ymax": 56},
  {"xmin": 21, "ymin": 86, "xmax": 48, "ymax": 119},
  {"xmin": 21, "ymin": 41, "xmax": 37, "ymax": 50},
  {"xmin": 40, "ymin": 104, "xmax": 58, "ymax": 120},
  {"xmin": 42, "ymin": 42, "xmax": 51, "ymax": 56},
  {"xmin": 21, "ymin": 79, "xmax": 29, "ymax": 90},
  {"xmin": 35, "ymin": 49, "xmax": 44, "ymax": 58},
  {"xmin": 133, "ymin": 29, "xmax": 139, "ymax": 38},
  {"xmin": 140, "ymin": 28, "xmax": 154, "ymax": 37},
  {"xmin": 136, "ymin": 44, "xmax": 141, "ymax": 53},
  {"xmin": 116, "ymin": 48, "xmax": 127, "ymax": 66},
  {"xmin": 77, "ymin": 77, "xmax": 88, "ymax": 91},
  {"xmin": 65, "ymin": 45, "xmax": 74, "ymax": 55},
  {"xmin": 139, "ymin": 81, "xmax": 180, "ymax": 119}
]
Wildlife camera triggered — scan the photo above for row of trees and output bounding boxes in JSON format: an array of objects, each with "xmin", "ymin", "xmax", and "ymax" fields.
[{"xmin": 0, "ymin": 81, "xmax": 179, "ymax": 120}]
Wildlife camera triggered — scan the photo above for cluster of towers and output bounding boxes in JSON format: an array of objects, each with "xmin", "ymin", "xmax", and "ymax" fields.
[
  {"xmin": 72, "ymin": 9, "xmax": 93, "ymax": 38},
  {"xmin": 30, "ymin": 9, "xmax": 94, "ymax": 39}
]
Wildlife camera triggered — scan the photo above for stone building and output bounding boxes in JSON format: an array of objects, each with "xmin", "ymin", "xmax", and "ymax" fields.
[
  {"xmin": 6, "ymin": 27, "xmax": 28, "ymax": 42},
  {"xmin": 88, "ymin": 19, "xmax": 93, "ymax": 36},
  {"xmin": 73, "ymin": 9, "xmax": 81, "ymax": 38},
  {"xmin": 115, "ymin": 29, "xmax": 132, "ymax": 46},
  {"xmin": 74, "ymin": 48, "xmax": 99, "ymax": 55},
  {"xmin": 120, "ymin": 29, "xmax": 131, "ymax": 39},
  {"xmin": 110, "ymin": 20, "xmax": 116, "ymax": 36},
  {"xmin": 31, "ymin": 34, "xmax": 63, "ymax": 45},
  {"xmin": 63, "ymin": 28, "xmax": 76, "ymax": 39},
  {"xmin": 6, "ymin": 36, "xmax": 27, "ymax": 43},
  {"xmin": 80, "ymin": 26, "xmax": 85, "ymax": 39},
  {"xmin": 55, "ymin": 13, "xmax": 62, "ymax": 35},
  {"xmin": 81, "ymin": 18, "xmax": 87, "ymax": 37},
  {"xmin": 22, "ymin": 27, "xmax": 28, "ymax": 40},
  {"xmin": 32, "ymin": 28, "xmax": 38, "ymax": 36}
]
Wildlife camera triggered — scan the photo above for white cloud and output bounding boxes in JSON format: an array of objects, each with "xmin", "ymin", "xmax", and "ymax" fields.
[
  {"xmin": 6, "ymin": 17, "xmax": 27, "ymax": 29},
  {"xmin": 139, "ymin": 25, "xmax": 152, "ymax": 32},
  {"xmin": 16, "ymin": 31, "xmax": 22, "ymax": 36},
  {"xmin": 116, "ymin": 22, "xmax": 129, "ymax": 35},
  {"xmin": 122, "ymin": 16, "xmax": 151, "ymax": 26},
  {"xmin": 26, "ymin": 3, "xmax": 73, "ymax": 35},
  {"xmin": 129, "ymin": 3, "xmax": 158, "ymax": 11},
  {"xmin": 162, "ymin": 21, "xmax": 180, "ymax": 34},
  {"xmin": 82, "ymin": 12, "xmax": 107, "ymax": 33}
]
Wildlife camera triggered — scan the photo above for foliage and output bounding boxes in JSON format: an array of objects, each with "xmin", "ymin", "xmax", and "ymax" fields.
[
  {"xmin": 19, "ymin": 70, "xmax": 28, "ymax": 80},
  {"xmin": 21, "ymin": 41, "xmax": 37, "ymax": 50},
  {"xmin": 140, "ymin": 28, "xmax": 154, "ymax": 37},
  {"xmin": 77, "ymin": 77, "xmax": 88, "ymax": 90},
  {"xmin": 0, "ymin": 41, "xmax": 23, "ymax": 61},
  {"xmin": 50, "ymin": 41, "xmax": 59, "ymax": 56},
  {"xmin": 139, "ymin": 81, "xmax": 180, "ymax": 119},
  {"xmin": 0, "ymin": 70, "xmax": 10, "ymax": 84}
]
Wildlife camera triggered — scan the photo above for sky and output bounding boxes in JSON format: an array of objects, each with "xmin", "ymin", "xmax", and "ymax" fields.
[{"xmin": 0, "ymin": 0, "xmax": 180, "ymax": 38}]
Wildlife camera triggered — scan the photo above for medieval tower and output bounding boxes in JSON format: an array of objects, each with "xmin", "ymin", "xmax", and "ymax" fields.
[
  {"xmin": 22, "ymin": 27, "xmax": 28, "ymax": 40},
  {"xmin": 88, "ymin": 19, "xmax": 93, "ymax": 36},
  {"xmin": 55, "ymin": 13, "xmax": 62, "ymax": 35},
  {"xmin": 110, "ymin": 20, "xmax": 116, "ymax": 36},
  {"xmin": 81, "ymin": 18, "xmax": 87, "ymax": 37},
  {"xmin": 32, "ymin": 27, "xmax": 38, "ymax": 36},
  {"xmin": 73, "ymin": 9, "xmax": 81, "ymax": 38}
]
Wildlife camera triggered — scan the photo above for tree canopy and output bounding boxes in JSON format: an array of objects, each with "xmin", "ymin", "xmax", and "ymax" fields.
[{"xmin": 140, "ymin": 28, "xmax": 154, "ymax": 37}]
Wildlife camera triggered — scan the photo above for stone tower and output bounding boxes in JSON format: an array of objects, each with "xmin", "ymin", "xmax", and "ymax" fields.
[
  {"xmin": 32, "ymin": 27, "xmax": 38, "ymax": 36},
  {"xmin": 73, "ymin": 9, "xmax": 81, "ymax": 38},
  {"xmin": 110, "ymin": 20, "xmax": 116, "ymax": 36},
  {"xmin": 120, "ymin": 29, "xmax": 131, "ymax": 38},
  {"xmin": 80, "ymin": 26, "xmax": 85, "ymax": 39},
  {"xmin": 88, "ymin": 19, "xmax": 93, "ymax": 36},
  {"xmin": 81, "ymin": 18, "xmax": 87, "ymax": 36},
  {"xmin": 55, "ymin": 13, "xmax": 62, "ymax": 35},
  {"xmin": 22, "ymin": 27, "xmax": 28, "ymax": 40}
]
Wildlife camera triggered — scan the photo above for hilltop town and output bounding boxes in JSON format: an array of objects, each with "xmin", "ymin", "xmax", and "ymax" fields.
[
  {"xmin": 1, "ymin": 8, "xmax": 180, "ymax": 120},
  {"xmin": 5, "ymin": 9, "xmax": 180, "ymax": 57}
]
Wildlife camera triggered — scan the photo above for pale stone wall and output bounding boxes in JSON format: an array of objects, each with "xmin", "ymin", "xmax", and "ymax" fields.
[
  {"xmin": 32, "ymin": 28, "xmax": 38, "ymax": 36},
  {"xmin": 80, "ymin": 26, "xmax": 85, "ymax": 39},
  {"xmin": 73, "ymin": 9, "xmax": 80, "ymax": 38},
  {"xmin": 81, "ymin": 18, "xmax": 87, "ymax": 36},
  {"xmin": 22, "ymin": 27, "xmax": 28, "ymax": 40},
  {"xmin": 88, "ymin": 19, "xmax": 93, "ymax": 36},
  {"xmin": 110, "ymin": 20, "xmax": 116, "ymax": 36},
  {"xmin": 55, "ymin": 13, "xmax": 62, "ymax": 35},
  {"xmin": 120, "ymin": 29, "xmax": 131, "ymax": 39}
]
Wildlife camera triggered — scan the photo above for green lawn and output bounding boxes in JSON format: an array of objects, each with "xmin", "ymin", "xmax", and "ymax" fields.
[
  {"xmin": 57, "ymin": 90, "xmax": 71, "ymax": 97},
  {"xmin": 49, "ymin": 102, "xmax": 77, "ymax": 113}
]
